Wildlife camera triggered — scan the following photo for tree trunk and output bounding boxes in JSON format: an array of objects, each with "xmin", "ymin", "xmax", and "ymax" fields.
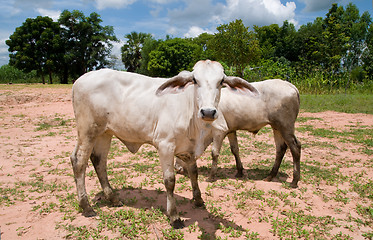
[
  {"xmin": 40, "ymin": 72, "xmax": 45, "ymax": 85},
  {"xmin": 49, "ymin": 70, "xmax": 53, "ymax": 84},
  {"xmin": 60, "ymin": 64, "xmax": 69, "ymax": 84}
]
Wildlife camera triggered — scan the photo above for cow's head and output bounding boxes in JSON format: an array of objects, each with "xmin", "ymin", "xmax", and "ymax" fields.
[{"xmin": 156, "ymin": 60, "xmax": 258, "ymax": 122}]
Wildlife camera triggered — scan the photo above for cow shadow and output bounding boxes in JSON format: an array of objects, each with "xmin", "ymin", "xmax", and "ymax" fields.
[
  {"xmin": 93, "ymin": 187, "xmax": 244, "ymax": 239},
  {"xmin": 197, "ymin": 165, "xmax": 290, "ymax": 183}
]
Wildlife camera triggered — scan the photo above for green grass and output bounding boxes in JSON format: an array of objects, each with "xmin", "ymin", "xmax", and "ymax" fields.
[{"xmin": 300, "ymin": 94, "xmax": 373, "ymax": 114}]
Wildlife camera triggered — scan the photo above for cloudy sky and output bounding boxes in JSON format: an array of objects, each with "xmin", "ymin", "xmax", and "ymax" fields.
[{"xmin": 0, "ymin": 0, "xmax": 371, "ymax": 67}]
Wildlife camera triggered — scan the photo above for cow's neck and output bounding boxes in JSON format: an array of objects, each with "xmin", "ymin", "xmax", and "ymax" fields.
[{"xmin": 190, "ymin": 100, "xmax": 214, "ymax": 158}]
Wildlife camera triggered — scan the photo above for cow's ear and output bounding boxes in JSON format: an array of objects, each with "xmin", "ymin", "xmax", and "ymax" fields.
[
  {"xmin": 223, "ymin": 76, "xmax": 259, "ymax": 96},
  {"xmin": 156, "ymin": 72, "xmax": 194, "ymax": 96}
]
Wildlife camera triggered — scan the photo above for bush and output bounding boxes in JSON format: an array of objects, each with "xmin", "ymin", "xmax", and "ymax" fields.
[{"xmin": 0, "ymin": 65, "xmax": 39, "ymax": 83}]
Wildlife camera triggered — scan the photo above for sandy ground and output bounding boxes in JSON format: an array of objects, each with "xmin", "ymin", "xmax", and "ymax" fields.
[{"xmin": 0, "ymin": 85, "xmax": 372, "ymax": 239}]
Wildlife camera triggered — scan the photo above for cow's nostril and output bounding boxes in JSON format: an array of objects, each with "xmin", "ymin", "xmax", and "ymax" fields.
[{"xmin": 200, "ymin": 108, "xmax": 217, "ymax": 120}]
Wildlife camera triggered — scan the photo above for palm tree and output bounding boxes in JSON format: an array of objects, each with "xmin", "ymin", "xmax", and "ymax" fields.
[{"xmin": 121, "ymin": 32, "xmax": 152, "ymax": 72}]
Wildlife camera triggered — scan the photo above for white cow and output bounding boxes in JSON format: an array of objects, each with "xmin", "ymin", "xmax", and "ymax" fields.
[
  {"xmin": 176, "ymin": 79, "xmax": 301, "ymax": 188},
  {"xmin": 70, "ymin": 60, "xmax": 257, "ymax": 228}
]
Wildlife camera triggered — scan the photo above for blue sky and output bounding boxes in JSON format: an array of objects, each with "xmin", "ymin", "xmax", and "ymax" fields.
[{"xmin": 0, "ymin": 0, "xmax": 372, "ymax": 67}]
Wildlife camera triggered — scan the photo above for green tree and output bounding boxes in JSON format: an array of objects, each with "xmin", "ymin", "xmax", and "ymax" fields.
[
  {"xmin": 362, "ymin": 23, "xmax": 373, "ymax": 78},
  {"xmin": 147, "ymin": 38, "xmax": 201, "ymax": 77},
  {"xmin": 58, "ymin": 10, "xmax": 117, "ymax": 82},
  {"xmin": 322, "ymin": 3, "xmax": 349, "ymax": 73},
  {"xmin": 121, "ymin": 32, "xmax": 152, "ymax": 72},
  {"xmin": 275, "ymin": 20, "xmax": 299, "ymax": 62},
  {"xmin": 342, "ymin": 3, "xmax": 371, "ymax": 73},
  {"xmin": 6, "ymin": 16, "xmax": 62, "ymax": 84},
  {"xmin": 212, "ymin": 19, "xmax": 260, "ymax": 77},
  {"xmin": 296, "ymin": 17, "xmax": 325, "ymax": 71},
  {"xmin": 254, "ymin": 24, "xmax": 280, "ymax": 60},
  {"xmin": 192, "ymin": 32, "xmax": 215, "ymax": 60}
]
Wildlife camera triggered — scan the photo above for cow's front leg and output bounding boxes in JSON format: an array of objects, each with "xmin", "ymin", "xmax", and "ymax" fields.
[{"xmin": 158, "ymin": 143, "xmax": 184, "ymax": 229}]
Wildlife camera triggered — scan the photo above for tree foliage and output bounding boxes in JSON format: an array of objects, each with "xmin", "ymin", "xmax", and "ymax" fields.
[
  {"xmin": 211, "ymin": 19, "xmax": 260, "ymax": 77},
  {"xmin": 6, "ymin": 10, "xmax": 117, "ymax": 84},
  {"xmin": 147, "ymin": 38, "xmax": 202, "ymax": 77},
  {"xmin": 6, "ymin": 16, "xmax": 62, "ymax": 84},
  {"xmin": 4, "ymin": 2, "xmax": 373, "ymax": 91},
  {"xmin": 121, "ymin": 32, "xmax": 152, "ymax": 72},
  {"xmin": 58, "ymin": 10, "xmax": 117, "ymax": 82}
]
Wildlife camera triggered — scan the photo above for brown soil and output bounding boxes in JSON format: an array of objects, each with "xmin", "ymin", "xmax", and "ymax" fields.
[{"xmin": 0, "ymin": 85, "xmax": 372, "ymax": 239}]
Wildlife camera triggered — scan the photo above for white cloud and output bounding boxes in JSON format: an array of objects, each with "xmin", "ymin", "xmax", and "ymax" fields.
[
  {"xmin": 168, "ymin": 0, "xmax": 298, "ymax": 37},
  {"xmin": 95, "ymin": 0, "xmax": 137, "ymax": 10},
  {"xmin": 222, "ymin": 0, "xmax": 297, "ymax": 26},
  {"xmin": 0, "ymin": 38, "xmax": 10, "ymax": 66},
  {"xmin": 299, "ymin": 0, "xmax": 341, "ymax": 12},
  {"xmin": 183, "ymin": 26, "xmax": 213, "ymax": 38},
  {"xmin": 36, "ymin": 8, "xmax": 61, "ymax": 21},
  {"xmin": 167, "ymin": 26, "xmax": 178, "ymax": 36},
  {"xmin": 168, "ymin": 0, "xmax": 224, "ymax": 27},
  {"xmin": 108, "ymin": 40, "xmax": 125, "ymax": 70}
]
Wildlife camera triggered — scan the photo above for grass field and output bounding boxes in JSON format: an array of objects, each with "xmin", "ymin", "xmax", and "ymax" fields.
[{"xmin": 300, "ymin": 94, "xmax": 373, "ymax": 114}]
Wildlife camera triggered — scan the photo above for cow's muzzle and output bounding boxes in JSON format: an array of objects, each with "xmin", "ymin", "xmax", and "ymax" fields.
[{"xmin": 200, "ymin": 108, "xmax": 218, "ymax": 121}]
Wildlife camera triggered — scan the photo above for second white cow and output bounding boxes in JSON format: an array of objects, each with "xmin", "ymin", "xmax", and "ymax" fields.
[
  {"xmin": 70, "ymin": 60, "xmax": 258, "ymax": 228},
  {"xmin": 176, "ymin": 79, "xmax": 301, "ymax": 188}
]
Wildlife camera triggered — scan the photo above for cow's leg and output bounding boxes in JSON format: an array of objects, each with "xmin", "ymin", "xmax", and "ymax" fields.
[
  {"xmin": 265, "ymin": 129, "xmax": 287, "ymax": 183},
  {"xmin": 209, "ymin": 134, "xmax": 224, "ymax": 181},
  {"xmin": 158, "ymin": 143, "xmax": 183, "ymax": 229},
  {"xmin": 185, "ymin": 158, "xmax": 204, "ymax": 207},
  {"xmin": 227, "ymin": 131, "xmax": 243, "ymax": 178},
  {"xmin": 90, "ymin": 133, "xmax": 122, "ymax": 206},
  {"xmin": 70, "ymin": 138, "xmax": 95, "ymax": 217},
  {"xmin": 284, "ymin": 133, "xmax": 301, "ymax": 188}
]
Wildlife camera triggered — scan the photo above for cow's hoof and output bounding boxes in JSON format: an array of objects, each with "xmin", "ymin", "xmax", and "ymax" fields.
[
  {"xmin": 109, "ymin": 195, "xmax": 123, "ymax": 207},
  {"xmin": 171, "ymin": 218, "xmax": 185, "ymax": 229},
  {"xmin": 264, "ymin": 175, "xmax": 273, "ymax": 182},
  {"xmin": 111, "ymin": 200, "xmax": 123, "ymax": 207},
  {"xmin": 82, "ymin": 208, "xmax": 97, "ymax": 217},
  {"xmin": 194, "ymin": 198, "xmax": 205, "ymax": 208},
  {"xmin": 290, "ymin": 181, "xmax": 298, "ymax": 189},
  {"xmin": 235, "ymin": 171, "xmax": 243, "ymax": 178},
  {"xmin": 174, "ymin": 163, "xmax": 188, "ymax": 176},
  {"xmin": 207, "ymin": 175, "xmax": 216, "ymax": 182}
]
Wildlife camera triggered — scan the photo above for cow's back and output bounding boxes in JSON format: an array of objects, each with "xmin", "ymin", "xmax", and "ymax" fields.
[
  {"xmin": 219, "ymin": 79, "xmax": 299, "ymax": 132},
  {"xmin": 72, "ymin": 69, "xmax": 196, "ymax": 151}
]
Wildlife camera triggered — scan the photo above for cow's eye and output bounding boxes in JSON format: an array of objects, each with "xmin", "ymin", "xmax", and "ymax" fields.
[
  {"xmin": 192, "ymin": 78, "xmax": 197, "ymax": 84},
  {"xmin": 219, "ymin": 79, "xmax": 224, "ymax": 86}
]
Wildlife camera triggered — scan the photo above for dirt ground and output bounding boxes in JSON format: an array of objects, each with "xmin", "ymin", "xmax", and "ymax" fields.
[{"xmin": 0, "ymin": 85, "xmax": 372, "ymax": 239}]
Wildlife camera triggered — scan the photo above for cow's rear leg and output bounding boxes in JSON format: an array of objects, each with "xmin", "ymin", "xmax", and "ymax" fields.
[
  {"xmin": 285, "ymin": 134, "xmax": 301, "ymax": 188},
  {"xmin": 158, "ymin": 143, "xmax": 183, "ymax": 229},
  {"xmin": 265, "ymin": 129, "xmax": 287, "ymax": 183},
  {"xmin": 209, "ymin": 134, "xmax": 224, "ymax": 181},
  {"xmin": 70, "ymin": 139, "xmax": 96, "ymax": 217},
  {"xmin": 185, "ymin": 159, "xmax": 204, "ymax": 207},
  {"xmin": 227, "ymin": 131, "xmax": 243, "ymax": 178},
  {"xmin": 90, "ymin": 133, "xmax": 122, "ymax": 207}
]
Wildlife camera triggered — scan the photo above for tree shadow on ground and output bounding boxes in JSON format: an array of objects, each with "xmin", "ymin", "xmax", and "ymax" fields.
[{"xmin": 93, "ymin": 187, "xmax": 244, "ymax": 239}]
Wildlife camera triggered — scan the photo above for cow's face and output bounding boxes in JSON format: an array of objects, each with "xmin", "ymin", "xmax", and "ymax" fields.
[
  {"xmin": 192, "ymin": 60, "xmax": 225, "ymax": 121},
  {"xmin": 156, "ymin": 60, "xmax": 258, "ymax": 123}
]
